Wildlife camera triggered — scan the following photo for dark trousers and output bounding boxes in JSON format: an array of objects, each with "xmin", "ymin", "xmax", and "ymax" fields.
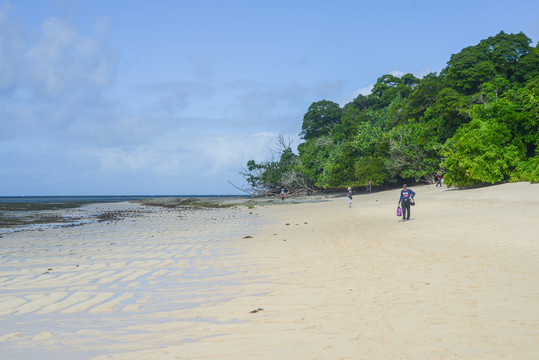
[{"xmin": 401, "ymin": 200, "xmax": 411, "ymax": 220}]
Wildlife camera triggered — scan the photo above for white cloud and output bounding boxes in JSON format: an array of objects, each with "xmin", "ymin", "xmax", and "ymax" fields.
[
  {"xmin": 0, "ymin": 3, "xmax": 334, "ymax": 195},
  {"xmin": 356, "ymin": 84, "xmax": 374, "ymax": 96},
  {"xmin": 339, "ymin": 84, "xmax": 374, "ymax": 106},
  {"xmin": 0, "ymin": 6, "xmax": 119, "ymax": 143},
  {"xmin": 228, "ymin": 80, "xmax": 348, "ymax": 132},
  {"xmin": 26, "ymin": 17, "xmax": 116, "ymax": 96},
  {"xmin": 0, "ymin": 1, "xmax": 24, "ymax": 92},
  {"xmin": 413, "ymin": 67, "xmax": 435, "ymax": 79},
  {"xmin": 138, "ymin": 81, "xmax": 215, "ymax": 116},
  {"xmin": 94, "ymin": 131, "xmax": 285, "ymax": 178}
]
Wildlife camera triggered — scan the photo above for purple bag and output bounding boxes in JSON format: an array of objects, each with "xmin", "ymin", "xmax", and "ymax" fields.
[{"xmin": 396, "ymin": 206, "xmax": 402, "ymax": 217}]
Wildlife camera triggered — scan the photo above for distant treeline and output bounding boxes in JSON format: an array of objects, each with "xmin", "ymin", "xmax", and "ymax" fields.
[{"xmin": 242, "ymin": 31, "xmax": 539, "ymax": 195}]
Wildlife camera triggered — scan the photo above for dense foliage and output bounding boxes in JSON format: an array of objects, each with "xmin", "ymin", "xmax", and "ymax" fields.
[{"xmin": 243, "ymin": 32, "xmax": 539, "ymax": 194}]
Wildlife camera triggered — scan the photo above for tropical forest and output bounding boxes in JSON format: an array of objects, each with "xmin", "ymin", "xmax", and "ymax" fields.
[{"xmin": 241, "ymin": 31, "xmax": 539, "ymax": 194}]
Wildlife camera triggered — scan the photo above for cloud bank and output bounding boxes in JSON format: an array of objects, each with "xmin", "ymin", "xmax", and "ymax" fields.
[{"xmin": 0, "ymin": 3, "xmax": 318, "ymax": 195}]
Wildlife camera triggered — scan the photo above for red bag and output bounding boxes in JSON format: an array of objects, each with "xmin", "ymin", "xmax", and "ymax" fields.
[{"xmin": 396, "ymin": 206, "xmax": 402, "ymax": 217}]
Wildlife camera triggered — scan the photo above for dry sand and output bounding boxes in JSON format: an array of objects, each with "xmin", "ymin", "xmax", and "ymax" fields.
[{"xmin": 1, "ymin": 182, "xmax": 538, "ymax": 359}]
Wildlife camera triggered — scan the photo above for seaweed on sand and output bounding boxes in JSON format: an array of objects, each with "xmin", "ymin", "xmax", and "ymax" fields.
[{"xmin": 134, "ymin": 198, "xmax": 234, "ymax": 209}]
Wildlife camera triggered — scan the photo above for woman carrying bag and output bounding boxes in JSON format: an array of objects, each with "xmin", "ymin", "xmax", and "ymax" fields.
[{"xmin": 397, "ymin": 184, "xmax": 416, "ymax": 221}]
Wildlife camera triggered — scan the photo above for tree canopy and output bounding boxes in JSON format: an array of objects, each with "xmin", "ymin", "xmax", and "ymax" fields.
[{"xmin": 241, "ymin": 31, "xmax": 539, "ymax": 194}]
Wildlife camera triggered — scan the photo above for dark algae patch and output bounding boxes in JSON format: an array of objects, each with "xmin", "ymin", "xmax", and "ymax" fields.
[
  {"xmin": 0, "ymin": 198, "xmax": 144, "ymax": 231},
  {"xmin": 0, "ymin": 195, "xmax": 246, "ymax": 232},
  {"xmin": 0, "ymin": 201, "xmax": 86, "ymax": 228},
  {"xmin": 134, "ymin": 198, "xmax": 235, "ymax": 209}
]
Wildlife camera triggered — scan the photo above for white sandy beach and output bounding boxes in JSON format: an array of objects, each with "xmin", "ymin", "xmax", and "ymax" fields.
[{"xmin": 1, "ymin": 182, "xmax": 538, "ymax": 359}]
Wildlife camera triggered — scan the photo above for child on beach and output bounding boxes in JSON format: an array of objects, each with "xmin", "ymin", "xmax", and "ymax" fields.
[
  {"xmin": 281, "ymin": 189, "xmax": 285, "ymax": 201},
  {"xmin": 346, "ymin": 187, "xmax": 353, "ymax": 207}
]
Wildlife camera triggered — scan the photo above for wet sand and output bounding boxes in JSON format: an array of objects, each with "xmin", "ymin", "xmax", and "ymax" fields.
[{"xmin": 1, "ymin": 182, "xmax": 538, "ymax": 359}]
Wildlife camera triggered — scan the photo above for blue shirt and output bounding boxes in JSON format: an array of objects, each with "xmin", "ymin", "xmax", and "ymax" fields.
[{"xmin": 399, "ymin": 188, "xmax": 415, "ymax": 203}]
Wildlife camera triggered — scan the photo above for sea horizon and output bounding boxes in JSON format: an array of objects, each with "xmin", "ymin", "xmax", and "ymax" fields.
[{"xmin": 0, "ymin": 194, "xmax": 249, "ymax": 202}]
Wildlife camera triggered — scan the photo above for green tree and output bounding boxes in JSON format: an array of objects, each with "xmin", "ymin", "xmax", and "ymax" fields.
[
  {"xmin": 401, "ymin": 72, "xmax": 445, "ymax": 121},
  {"xmin": 371, "ymin": 74, "xmax": 417, "ymax": 109},
  {"xmin": 444, "ymin": 77, "xmax": 538, "ymax": 186},
  {"xmin": 331, "ymin": 94, "xmax": 376, "ymax": 142},
  {"xmin": 352, "ymin": 122, "xmax": 392, "ymax": 185},
  {"xmin": 297, "ymin": 136, "xmax": 336, "ymax": 186},
  {"xmin": 401, "ymin": 73, "xmax": 420, "ymax": 88},
  {"xmin": 444, "ymin": 31, "xmax": 534, "ymax": 94},
  {"xmin": 245, "ymin": 31, "xmax": 539, "ymax": 191},
  {"xmin": 478, "ymin": 31, "xmax": 533, "ymax": 81},
  {"xmin": 511, "ymin": 156, "xmax": 539, "ymax": 183},
  {"xmin": 242, "ymin": 136, "xmax": 305, "ymax": 194},
  {"xmin": 424, "ymin": 87, "xmax": 469, "ymax": 141},
  {"xmin": 300, "ymin": 100, "xmax": 342, "ymax": 140},
  {"xmin": 443, "ymin": 118, "xmax": 522, "ymax": 187},
  {"xmin": 388, "ymin": 122, "xmax": 442, "ymax": 182},
  {"xmin": 512, "ymin": 43, "xmax": 539, "ymax": 84},
  {"xmin": 472, "ymin": 79, "xmax": 538, "ymax": 156},
  {"xmin": 444, "ymin": 46, "xmax": 496, "ymax": 94},
  {"xmin": 325, "ymin": 142, "xmax": 360, "ymax": 187},
  {"xmin": 354, "ymin": 155, "xmax": 392, "ymax": 186},
  {"xmin": 501, "ymin": 80, "xmax": 539, "ymax": 155},
  {"xmin": 386, "ymin": 94, "xmax": 408, "ymax": 128},
  {"xmin": 481, "ymin": 76, "xmax": 511, "ymax": 103}
]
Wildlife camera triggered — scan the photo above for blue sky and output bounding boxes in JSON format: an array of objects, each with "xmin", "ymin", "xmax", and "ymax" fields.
[{"xmin": 1, "ymin": 0, "xmax": 538, "ymax": 195}]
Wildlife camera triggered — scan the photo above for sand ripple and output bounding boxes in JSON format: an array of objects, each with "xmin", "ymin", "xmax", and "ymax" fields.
[{"xmin": 0, "ymin": 204, "xmax": 259, "ymax": 359}]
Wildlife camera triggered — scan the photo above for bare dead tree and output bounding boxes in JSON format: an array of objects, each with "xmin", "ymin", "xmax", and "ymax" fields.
[
  {"xmin": 268, "ymin": 134, "xmax": 295, "ymax": 157},
  {"xmin": 227, "ymin": 180, "xmax": 255, "ymax": 195}
]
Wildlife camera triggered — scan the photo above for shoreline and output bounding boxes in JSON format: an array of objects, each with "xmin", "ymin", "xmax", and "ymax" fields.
[
  {"xmin": 0, "ymin": 195, "xmax": 253, "ymax": 234},
  {"xmin": 1, "ymin": 182, "xmax": 538, "ymax": 359},
  {"xmin": 0, "ymin": 191, "xmax": 335, "ymax": 235}
]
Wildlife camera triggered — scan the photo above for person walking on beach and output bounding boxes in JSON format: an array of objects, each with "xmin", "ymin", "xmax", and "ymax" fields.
[
  {"xmin": 398, "ymin": 184, "xmax": 416, "ymax": 221},
  {"xmin": 281, "ymin": 189, "xmax": 285, "ymax": 201},
  {"xmin": 366, "ymin": 180, "xmax": 372, "ymax": 193},
  {"xmin": 346, "ymin": 187, "xmax": 353, "ymax": 207},
  {"xmin": 436, "ymin": 173, "xmax": 443, "ymax": 187}
]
